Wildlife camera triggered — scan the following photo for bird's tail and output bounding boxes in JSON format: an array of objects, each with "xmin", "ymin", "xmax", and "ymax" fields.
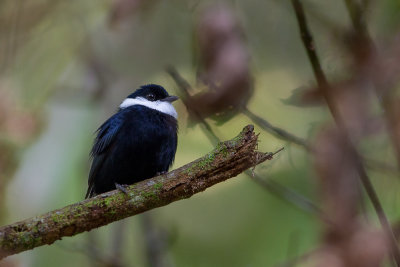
[{"xmin": 85, "ymin": 185, "xmax": 96, "ymax": 199}]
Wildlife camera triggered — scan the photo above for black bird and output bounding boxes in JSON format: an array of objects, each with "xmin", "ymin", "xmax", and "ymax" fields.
[{"xmin": 86, "ymin": 84, "xmax": 178, "ymax": 198}]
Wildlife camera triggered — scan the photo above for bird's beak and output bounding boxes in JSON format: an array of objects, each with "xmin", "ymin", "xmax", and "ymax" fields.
[{"xmin": 163, "ymin": 95, "xmax": 179, "ymax": 103}]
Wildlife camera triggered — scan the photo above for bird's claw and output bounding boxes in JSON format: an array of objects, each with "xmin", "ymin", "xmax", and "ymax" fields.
[
  {"xmin": 156, "ymin": 171, "xmax": 167, "ymax": 176},
  {"xmin": 115, "ymin": 183, "xmax": 129, "ymax": 194}
]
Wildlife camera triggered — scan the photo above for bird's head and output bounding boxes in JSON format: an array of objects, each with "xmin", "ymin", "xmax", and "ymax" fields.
[{"xmin": 120, "ymin": 84, "xmax": 179, "ymax": 119}]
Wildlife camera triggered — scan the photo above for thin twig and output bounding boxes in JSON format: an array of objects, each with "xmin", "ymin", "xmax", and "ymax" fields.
[
  {"xmin": 343, "ymin": 2, "xmax": 400, "ymax": 265},
  {"xmin": 291, "ymin": 0, "xmax": 400, "ymax": 264},
  {"xmin": 167, "ymin": 66, "xmax": 321, "ymax": 217},
  {"xmin": 110, "ymin": 221, "xmax": 125, "ymax": 267},
  {"xmin": 344, "ymin": 0, "xmax": 370, "ymax": 37},
  {"xmin": 249, "ymin": 172, "xmax": 322, "ymax": 216},
  {"xmin": 242, "ymin": 107, "xmax": 310, "ymax": 150},
  {"xmin": 168, "ymin": 67, "xmax": 395, "ymax": 177},
  {"xmin": 346, "ymin": 0, "xmax": 400, "ymax": 172},
  {"xmin": 290, "ymin": 0, "xmax": 337, "ymax": 118},
  {"xmin": 142, "ymin": 213, "xmax": 172, "ymax": 267},
  {"xmin": 166, "ymin": 66, "xmax": 220, "ymax": 145}
]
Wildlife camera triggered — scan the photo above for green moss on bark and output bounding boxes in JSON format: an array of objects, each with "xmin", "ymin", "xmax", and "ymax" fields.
[{"xmin": 0, "ymin": 125, "xmax": 272, "ymax": 260}]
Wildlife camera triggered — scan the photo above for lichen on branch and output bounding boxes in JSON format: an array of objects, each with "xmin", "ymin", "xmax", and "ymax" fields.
[{"xmin": 0, "ymin": 125, "xmax": 277, "ymax": 260}]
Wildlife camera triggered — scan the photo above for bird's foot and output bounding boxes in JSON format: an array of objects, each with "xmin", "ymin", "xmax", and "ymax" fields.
[
  {"xmin": 115, "ymin": 183, "xmax": 129, "ymax": 194},
  {"xmin": 156, "ymin": 171, "xmax": 167, "ymax": 176}
]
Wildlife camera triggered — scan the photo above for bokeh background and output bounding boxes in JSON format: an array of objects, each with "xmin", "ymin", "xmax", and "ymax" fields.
[{"xmin": 1, "ymin": 0, "xmax": 400, "ymax": 266}]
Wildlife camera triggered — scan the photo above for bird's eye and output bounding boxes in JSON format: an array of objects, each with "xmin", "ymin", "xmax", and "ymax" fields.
[{"xmin": 146, "ymin": 94, "xmax": 155, "ymax": 101}]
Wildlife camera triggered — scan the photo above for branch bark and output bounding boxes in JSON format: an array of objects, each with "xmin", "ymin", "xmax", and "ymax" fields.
[{"xmin": 0, "ymin": 125, "xmax": 274, "ymax": 260}]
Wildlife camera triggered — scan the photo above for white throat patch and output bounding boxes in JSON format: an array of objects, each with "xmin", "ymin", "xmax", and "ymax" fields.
[{"xmin": 120, "ymin": 97, "xmax": 178, "ymax": 119}]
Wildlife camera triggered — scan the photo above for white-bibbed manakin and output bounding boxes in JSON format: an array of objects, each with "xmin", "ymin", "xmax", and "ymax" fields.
[{"xmin": 86, "ymin": 84, "xmax": 178, "ymax": 198}]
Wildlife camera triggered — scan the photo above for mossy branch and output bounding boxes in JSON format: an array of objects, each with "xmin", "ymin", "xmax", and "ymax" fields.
[{"xmin": 0, "ymin": 125, "xmax": 278, "ymax": 260}]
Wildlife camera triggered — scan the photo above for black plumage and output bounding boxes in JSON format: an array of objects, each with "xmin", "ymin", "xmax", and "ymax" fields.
[{"xmin": 86, "ymin": 84, "xmax": 178, "ymax": 198}]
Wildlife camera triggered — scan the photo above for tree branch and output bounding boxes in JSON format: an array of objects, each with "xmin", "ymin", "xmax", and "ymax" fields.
[
  {"xmin": 241, "ymin": 107, "xmax": 310, "ymax": 150},
  {"xmin": 166, "ymin": 66, "xmax": 323, "ymax": 217},
  {"xmin": 291, "ymin": 0, "xmax": 400, "ymax": 264},
  {"xmin": 0, "ymin": 125, "xmax": 276, "ymax": 260},
  {"xmin": 165, "ymin": 66, "xmax": 220, "ymax": 145}
]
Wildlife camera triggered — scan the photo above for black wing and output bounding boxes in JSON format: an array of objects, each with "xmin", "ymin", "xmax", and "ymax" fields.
[
  {"xmin": 157, "ymin": 121, "xmax": 178, "ymax": 172},
  {"xmin": 85, "ymin": 112, "xmax": 124, "ymax": 198}
]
